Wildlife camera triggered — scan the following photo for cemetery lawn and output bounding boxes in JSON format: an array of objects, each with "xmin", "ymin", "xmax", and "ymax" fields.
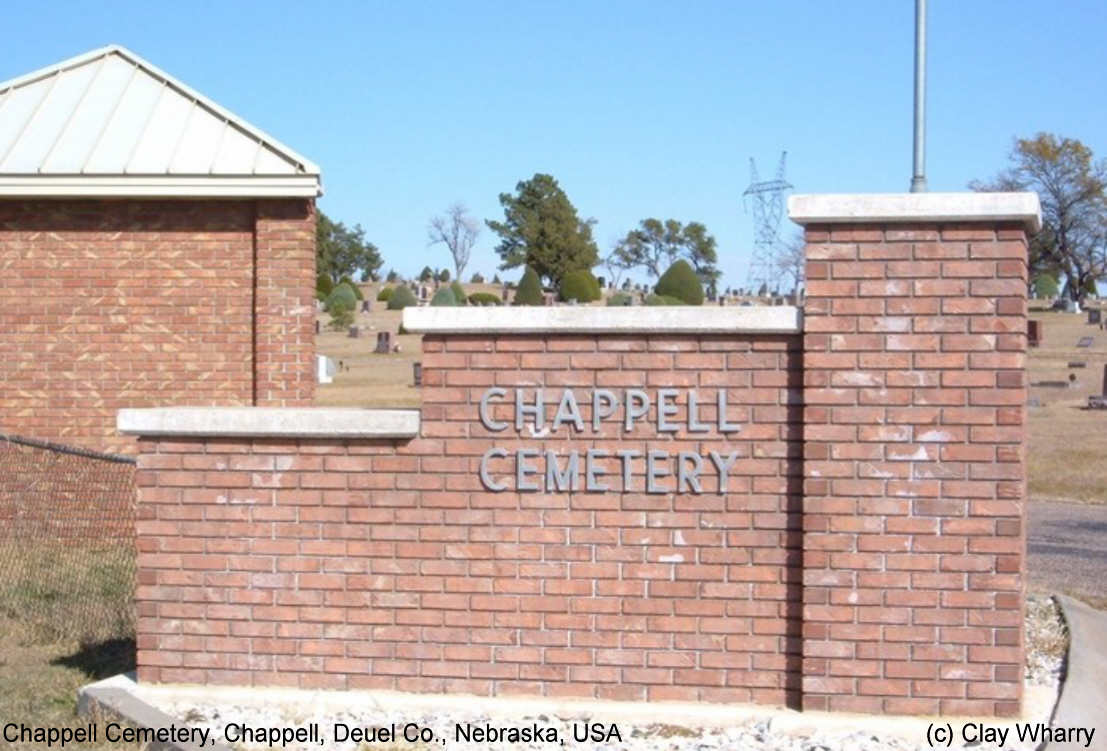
[
  {"xmin": 1028, "ymin": 302, "xmax": 1107, "ymax": 504},
  {"xmin": 317, "ymin": 291, "xmax": 1107, "ymax": 505},
  {"xmin": 0, "ymin": 617, "xmax": 132, "ymax": 750},
  {"xmin": 316, "ymin": 282, "xmax": 529, "ymax": 409}
]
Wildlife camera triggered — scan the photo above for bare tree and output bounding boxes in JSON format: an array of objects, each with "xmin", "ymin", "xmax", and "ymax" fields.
[
  {"xmin": 428, "ymin": 203, "xmax": 480, "ymax": 280},
  {"xmin": 773, "ymin": 232, "xmax": 806, "ymax": 294},
  {"xmin": 972, "ymin": 133, "xmax": 1107, "ymax": 304}
]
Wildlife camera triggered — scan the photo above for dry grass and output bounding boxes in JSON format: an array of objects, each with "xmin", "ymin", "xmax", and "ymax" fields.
[
  {"xmin": 1027, "ymin": 302, "xmax": 1107, "ymax": 503},
  {"xmin": 0, "ymin": 617, "xmax": 135, "ymax": 750},
  {"xmin": 314, "ymin": 281, "xmax": 516, "ymax": 409}
]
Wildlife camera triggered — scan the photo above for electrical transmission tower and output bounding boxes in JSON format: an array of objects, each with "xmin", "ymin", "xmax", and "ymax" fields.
[{"xmin": 742, "ymin": 152, "xmax": 792, "ymax": 294}]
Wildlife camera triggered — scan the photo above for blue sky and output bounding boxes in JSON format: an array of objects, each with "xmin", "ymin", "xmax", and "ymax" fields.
[{"xmin": 4, "ymin": 1, "xmax": 1105, "ymax": 288}]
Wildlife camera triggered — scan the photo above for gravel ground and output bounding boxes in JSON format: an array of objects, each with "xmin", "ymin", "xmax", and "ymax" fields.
[{"xmin": 151, "ymin": 599, "xmax": 1066, "ymax": 751}]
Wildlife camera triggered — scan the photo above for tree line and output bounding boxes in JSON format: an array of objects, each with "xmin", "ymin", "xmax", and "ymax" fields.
[
  {"xmin": 316, "ymin": 172, "xmax": 720, "ymax": 295},
  {"xmin": 318, "ymin": 133, "xmax": 1107, "ymax": 305}
]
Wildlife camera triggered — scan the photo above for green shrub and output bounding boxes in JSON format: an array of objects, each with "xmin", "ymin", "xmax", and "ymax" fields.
[
  {"xmin": 430, "ymin": 287, "xmax": 459, "ymax": 306},
  {"xmin": 645, "ymin": 293, "xmax": 684, "ymax": 306},
  {"xmin": 468, "ymin": 292, "xmax": 503, "ymax": 306},
  {"xmin": 470, "ymin": 272, "xmax": 485, "ymax": 283},
  {"xmin": 606, "ymin": 292, "xmax": 633, "ymax": 306},
  {"xmin": 559, "ymin": 269, "xmax": 601, "ymax": 303},
  {"xmin": 329, "ymin": 306, "xmax": 355, "ymax": 330},
  {"xmin": 450, "ymin": 281, "xmax": 467, "ymax": 305},
  {"xmin": 1031, "ymin": 274, "xmax": 1058, "ymax": 298},
  {"xmin": 324, "ymin": 283, "xmax": 357, "ymax": 314},
  {"xmin": 513, "ymin": 266, "xmax": 544, "ymax": 306},
  {"xmin": 655, "ymin": 260, "xmax": 703, "ymax": 305},
  {"xmin": 419, "ymin": 266, "xmax": 434, "ymax": 281},
  {"xmin": 386, "ymin": 269, "xmax": 398, "ymax": 282},
  {"xmin": 377, "ymin": 287, "xmax": 395, "ymax": 302},
  {"xmin": 339, "ymin": 276, "xmax": 364, "ymax": 299},
  {"xmin": 438, "ymin": 268, "xmax": 451, "ymax": 282},
  {"xmin": 387, "ymin": 285, "xmax": 418, "ymax": 310},
  {"xmin": 316, "ymin": 273, "xmax": 333, "ymax": 300}
]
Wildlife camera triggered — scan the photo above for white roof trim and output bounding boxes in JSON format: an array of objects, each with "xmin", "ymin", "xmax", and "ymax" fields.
[
  {"xmin": 117, "ymin": 408, "xmax": 420, "ymax": 439},
  {"xmin": 0, "ymin": 45, "xmax": 321, "ymax": 197},
  {"xmin": 0, "ymin": 175, "xmax": 320, "ymax": 198},
  {"xmin": 788, "ymin": 192, "xmax": 1041, "ymax": 233},
  {"xmin": 403, "ymin": 306, "xmax": 802, "ymax": 335}
]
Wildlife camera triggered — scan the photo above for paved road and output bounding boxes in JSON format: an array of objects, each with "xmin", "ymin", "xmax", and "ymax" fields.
[{"xmin": 1029, "ymin": 501, "xmax": 1107, "ymax": 604}]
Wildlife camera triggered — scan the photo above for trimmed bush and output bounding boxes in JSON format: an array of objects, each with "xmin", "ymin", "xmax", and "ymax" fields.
[
  {"xmin": 316, "ymin": 273, "xmax": 334, "ymax": 300},
  {"xmin": 513, "ymin": 266, "xmax": 544, "ymax": 306},
  {"xmin": 377, "ymin": 287, "xmax": 395, "ymax": 302},
  {"xmin": 324, "ymin": 283, "xmax": 357, "ymax": 314},
  {"xmin": 450, "ymin": 281, "xmax": 467, "ymax": 305},
  {"xmin": 559, "ymin": 269, "xmax": 601, "ymax": 303},
  {"xmin": 430, "ymin": 287, "xmax": 459, "ymax": 306},
  {"xmin": 468, "ymin": 292, "xmax": 503, "ymax": 306},
  {"xmin": 470, "ymin": 272, "xmax": 485, "ymax": 283},
  {"xmin": 329, "ymin": 306, "xmax": 354, "ymax": 330},
  {"xmin": 606, "ymin": 292, "xmax": 633, "ymax": 306},
  {"xmin": 339, "ymin": 276, "xmax": 364, "ymax": 300},
  {"xmin": 655, "ymin": 260, "xmax": 704, "ymax": 305},
  {"xmin": 438, "ymin": 268, "xmax": 451, "ymax": 282},
  {"xmin": 645, "ymin": 293, "xmax": 684, "ymax": 306},
  {"xmin": 387, "ymin": 285, "xmax": 418, "ymax": 310}
]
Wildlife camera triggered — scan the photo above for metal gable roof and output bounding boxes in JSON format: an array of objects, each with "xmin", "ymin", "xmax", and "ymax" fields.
[{"xmin": 0, "ymin": 45, "xmax": 321, "ymax": 197}]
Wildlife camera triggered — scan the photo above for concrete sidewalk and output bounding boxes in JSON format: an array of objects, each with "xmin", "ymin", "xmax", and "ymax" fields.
[{"xmin": 1047, "ymin": 596, "xmax": 1107, "ymax": 750}]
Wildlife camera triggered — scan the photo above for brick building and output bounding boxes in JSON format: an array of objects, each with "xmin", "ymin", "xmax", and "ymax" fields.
[{"xmin": 0, "ymin": 45, "xmax": 319, "ymax": 454}]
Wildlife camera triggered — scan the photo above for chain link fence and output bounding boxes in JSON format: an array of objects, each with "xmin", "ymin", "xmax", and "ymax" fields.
[{"xmin": 0, "ymin": 433, "xmax": 136, "ymax": 643}]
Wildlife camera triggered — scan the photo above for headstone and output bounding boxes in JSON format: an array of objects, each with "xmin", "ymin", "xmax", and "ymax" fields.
[
  {"xmin": 361, "ymin": 299, "xmax": 371, "ymax": 313},
  {"xmin": 412, "ymin": 362, "xmax": 423, "ymax": 387},
  {"xmin": 1063, "ymin": 299, "xmax": 1081, "ymax": 314},
  {"xmin": 348, "ymin": 325, "xmax": 360, "ymax": 338},
  {"xmin": 1077, "ymin": 336, "xmax": 1094, "ymax": 348},
  {"xmin": 375, "ymin": 331, "xmax": 391, "ymax": 354},
  {"xmin": 420, "ymin": 285, "xmax": 429, "ymax": 301},
  {"xmin": 1088, "ymin": 309, "xmax": 1102, "ymax": 325},
  {"xmin": 315, "ymin": 355, "xmax": 336, "ymax": 384},
  {"xmin": 1028, "ymin": 320, "xmax": 1041, "ymax": 347}
]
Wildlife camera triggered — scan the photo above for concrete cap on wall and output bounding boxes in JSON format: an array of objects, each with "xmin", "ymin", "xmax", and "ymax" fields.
[
  {"xmin": 787, "ymin": 192, "xmax": 1042, "ymax": 233},
  {"xmin": 403, "ymin": 306, "xmax": 802, "ymax": 334},
  {"xmin": 117, "ymin": 407, "xmax": 419, "ymax": 438}
]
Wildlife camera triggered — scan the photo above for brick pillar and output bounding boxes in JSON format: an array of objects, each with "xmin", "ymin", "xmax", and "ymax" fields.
[
  {"xmin": 792, "ymin": 194, "xmax": 1038, "ymax": 717},
  {"xmin": 254, "ymin": 199, "xmax": 316, "ymax": 406}
]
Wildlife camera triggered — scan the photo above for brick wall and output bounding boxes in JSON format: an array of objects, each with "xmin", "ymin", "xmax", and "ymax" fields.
[
  {"xmin": 801, "ymin": 222, "xmax": 1027, "ymax": 716},
  {"xmin": 135, "ymin": 333, "xmax": 806, "ymax": 704},
  {"xmin": 129, "ymin": 203, "xmax": 1031, "ymax": 717},
  {"xmin": 0, "ymin": 199, "xmax": 315, "ymax": 454}
]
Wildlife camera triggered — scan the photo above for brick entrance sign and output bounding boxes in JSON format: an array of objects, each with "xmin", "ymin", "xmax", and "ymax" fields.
[{"xmin": 121, "ymin": 193, "xmax": 1038, "ymax": 717}]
